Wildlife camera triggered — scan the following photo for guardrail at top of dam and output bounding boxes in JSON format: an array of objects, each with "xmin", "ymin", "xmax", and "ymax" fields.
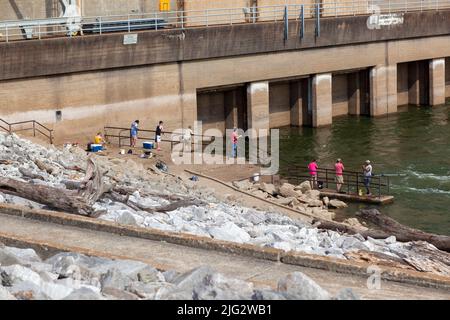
[{"xmin": 1, "ymin": 0, "xmax": 450, "ymax": 42}]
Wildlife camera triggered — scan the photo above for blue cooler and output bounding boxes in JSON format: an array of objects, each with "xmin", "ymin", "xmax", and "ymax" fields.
[
  {"xmin": 143, "ymin": 141, "xmax": 154, "ymax": 150},
  {"xmin": 91, "ymin": 144, "xmax": 103, "ymax": 152}
]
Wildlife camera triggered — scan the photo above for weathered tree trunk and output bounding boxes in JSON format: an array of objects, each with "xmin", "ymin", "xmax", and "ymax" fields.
[
  {"xmin": 357, "ymin": 209, "xmax": 450, "ymax": 252},
  {"xmin": 313, "ymin": 209, "xmax": 450, "ymax": 252},
  {"xmin": 0, "ymin": 157, "xmax": 106, "ymax": 217}
]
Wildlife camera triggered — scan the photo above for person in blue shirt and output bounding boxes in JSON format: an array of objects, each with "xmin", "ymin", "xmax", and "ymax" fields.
[{"xmin": 130, "ymin": 120, "xmax": 140, "ymax": 147}]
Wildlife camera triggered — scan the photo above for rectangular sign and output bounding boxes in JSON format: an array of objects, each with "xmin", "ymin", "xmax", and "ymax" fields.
[
  {"xmin": 377, "ymin": 14, "xmax": 404, "ymax": 26},
  {"xmin": 123, "ymin": 33, "xmax": 138, "ymax": 45}
]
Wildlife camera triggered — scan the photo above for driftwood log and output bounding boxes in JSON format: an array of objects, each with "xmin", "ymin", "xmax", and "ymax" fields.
[
  {"xmin": 314, "ymin": 209, "xmax": 450, "ymax": 252},
  {"xmin": 0, "ymin": 157, "xmax": 105, "ymax": 217},
  {"xmin": 357, "ymin": 209, "xmax": 450, "ymax": 252}
]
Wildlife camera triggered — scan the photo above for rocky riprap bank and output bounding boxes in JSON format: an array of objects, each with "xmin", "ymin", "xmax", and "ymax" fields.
[
  {"xmin": 0, "ymin": 244, "xmax": 358, "ymax": 300},
  {"xmin": 0, "ymin": 133, "xmax": 448, "ymax": 275}
]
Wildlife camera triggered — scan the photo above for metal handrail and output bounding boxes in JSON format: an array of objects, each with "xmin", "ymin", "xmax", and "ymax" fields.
[
  {"xmin": 104, "ymin": 125, "xmax": 215, "ymax": 149},
  {"xmin": 1, "ymin": 0, "xmax": 449, "ymax": 42},
  {"xmin": 282, "ymin": 167, "xmax": 389, "ymax": 198},
  {"xmin": 0, "ymin": 118, "xmax": 54, "ymax": 144}
]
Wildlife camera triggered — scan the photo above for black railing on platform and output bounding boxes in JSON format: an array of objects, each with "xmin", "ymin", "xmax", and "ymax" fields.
[
  {"xmin": 103, "ymin": 126, "xmax": 215, "ymax": 150},
  {"xmin": 0, "ymin": 118, "xmax": 54, "ymax": 144},
  {"xmin": 283, "ymin": 166, "xmax": 390, "ymax": 198}
]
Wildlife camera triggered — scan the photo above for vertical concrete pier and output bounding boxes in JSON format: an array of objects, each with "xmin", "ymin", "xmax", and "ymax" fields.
[
  {"xmin": 408, "ymin": 61, "xmax": 429, "ymax": 106},
  {"xmin": 312, "ymin": 73, "xmax": 332, "ymax": 127},
  {"xmin": 348, "ymin": 72, "xmax": 361, "ymax": 116},
  {"xmin": 289, "ymin": 81, "xmax": 304, "ymax": 127},
  {"xmin": 370, "ymin": 64, "xmax": 397, "ymax": 116},
  {"xmin": 429, "ymin": 58, "xmax": 446, "ymax": 106},
  {"xmin": 247, "ymin": 81, "xmax": 270, "ymax": 134}
]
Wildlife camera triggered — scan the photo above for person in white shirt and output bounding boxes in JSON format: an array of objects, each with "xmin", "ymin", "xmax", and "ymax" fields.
[
  {"xmin": 362, "ymin": 160, "xmax": 373, "ymax": 196},
  {"xmin": 183, "ymin": 126, "xmax": 194, "ymax": 153}
]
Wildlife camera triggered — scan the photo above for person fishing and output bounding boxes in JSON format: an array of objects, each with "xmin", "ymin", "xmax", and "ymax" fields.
[
  {"xmin": 308, "ymin": 159, "xmax": 319, "ymax": 189},
  {"xmin": 335, "ymin": 158, "xmax": 345, "ymax": 193},
  {"xmin": 362, "ymin": 160, "xmax": 373, "ymax": 196}
]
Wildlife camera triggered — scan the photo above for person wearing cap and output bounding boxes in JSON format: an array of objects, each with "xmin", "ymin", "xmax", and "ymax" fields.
[
  {"xmin": 335, "ymin": 159, "xmax": 345, "ymax": 193},
  {"xmin": 362, "ymin": 160, "xmax": 373, "ymax": 196}
]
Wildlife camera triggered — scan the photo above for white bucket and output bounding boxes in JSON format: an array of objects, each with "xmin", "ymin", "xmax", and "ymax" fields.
[{"xmin": 253, "ymin": 173, "xmax": 260, "ymax": 182}]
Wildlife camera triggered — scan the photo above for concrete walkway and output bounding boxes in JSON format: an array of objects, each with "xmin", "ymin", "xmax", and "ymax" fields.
[{"xmin": 0, "ymin": 212, "xmax": 449, "ymax": 300}]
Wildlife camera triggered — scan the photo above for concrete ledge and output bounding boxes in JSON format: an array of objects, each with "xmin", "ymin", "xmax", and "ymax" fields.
[
  {"xmin": 281, "ymin": 252, "xmax": 450, "ymax": 290},
  {"xmin": 1, "ymin": 202, "xmax": 449, "ymax": 290},
  {"xmin": 2, "ymin": 10, "xmax": 450, "ymax": 81},
  {"xmin": 0, "ymin": 203, "xmax": 281, "ymax": 262}
]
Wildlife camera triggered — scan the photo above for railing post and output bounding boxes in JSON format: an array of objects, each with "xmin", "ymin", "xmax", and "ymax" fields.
[
  {"xmin": 33, "ymin": 121, "xmax": 36, "ymax": 137},
  {"xmin": 356, "ymin": 173, "xmax": 359, "ymax": 195},
  {"xmin": 378, "ymin": 177, "xmax": 381, "ymax": 198},
  {"xmin": 315, "ymin": 3, "xmax": 320, "ymax": 37},
  {"xmin": 128, "ymin": 14, "xmax": 131, "ymax": 32},
  {"xmin": 38, "ymin": 22, "xmax": 41, "ymax": 40},
  {"xmin": 335, "ymin": 1, "xmax": 337, "ymax": 17},
  {"xmin": 300, "ymin": 5, "xmax": 304, "ymax": 39},
  {"xmin": 155, "ymin": 12, "xmax": 158, "ymax": 30},
  {"xmin": 5, "ymin": 25, "xmax": 8, "ymax": 43},
  {"xmin": 181, "ymin": 11, "xmax": 185, "ymax": 29},
  {"xmin": 326, "ymin": 169, "xmax": 329, "ymax": 189},
  {"xmin": 284, "ymin": 5, "xmax": 288, "ymax": 41},
  {"xmin": 206, "ymin": 9, "xmax": 208, "ymax": 27},
  {"xmin": 99, "ymin": 17, "xmax": 102, "ymax": 34}
]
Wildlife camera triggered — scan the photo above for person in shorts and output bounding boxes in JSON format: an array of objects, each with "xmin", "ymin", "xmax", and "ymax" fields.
[
  {"xmin": 308, "ymin": 159, "xmax": 319, "ymax": 189},
  {"xmin": 155, "ymin": 121, "xmax": 164, "ymax": 151},
  {"xmin": 335, "ymin": 158, "xmax": 345, "ymax": 193},
  {"xmin": 362, "ymin": 160, "xmax": 373, "ymax": 196},
  {"xmin": 130, "ymin": 120, "xmax": 139, "ymax": 148}
]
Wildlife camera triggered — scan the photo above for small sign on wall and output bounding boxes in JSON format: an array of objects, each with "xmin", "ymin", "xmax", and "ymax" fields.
[{"xmin": 123, "ymin": 33, "xmax": 138, "ymax": 45}]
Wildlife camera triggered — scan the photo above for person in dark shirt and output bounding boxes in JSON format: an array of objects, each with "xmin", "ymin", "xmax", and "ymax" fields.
[
  {"xmin": 130, "ymin": 120, "xmax": 140, "ymax": 148},
  {"xmin": 155, "ymin": 121, "xmax": 164, "ymax": 151}
]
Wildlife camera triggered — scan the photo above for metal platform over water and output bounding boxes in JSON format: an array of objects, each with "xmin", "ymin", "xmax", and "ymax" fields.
[{"xmin": 319, "ymin": 189, "xmax": 394, "ymax": 205}]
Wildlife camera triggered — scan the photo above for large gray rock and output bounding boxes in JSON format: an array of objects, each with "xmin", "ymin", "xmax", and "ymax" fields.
[
  {"xmin": 252, "ymin": 290, "xmax": 286, "ymax": 300},
  {"xmin": 126, "ymin": 281, "xmax": 169, "ymax": 300},
  {"xmin": 39, "ymin": 281, "xmax": 74, "ymax": 300},
  {"xmin": 277, "ymin": 272, "xmax": 330, "ymax": 300},
  {"xmin": 63, "ymin": 288, "xmax": 105, "ymax": 300},
  {"xmin": 100, "ymin": 269, "xmax": 133, "ymax": 291},
  {"xmin": 279, "ymin": 183, "xmax": 299, "ymax": 198},
  {"xmin": 329, "ymin": 199, "xmax": 348, "ymax": 209},
  {"xmin": 295, "ymin": 181, "xmax": 312, "ymax": 193},
  {"xmin": 156, "ymin": 266, "xmax": 215, "ymax": 300},
  {"xmin": 115, "ymin": 211, "xmax": 137, "ymax": 226},
  {"xmin": 305, "ymin": 190, "xmax": 321, "ymax": 200},
  {"xmin": 0, "ymin": 286, "xmax": 16, "ymax": 300},
  {"xmin": 1, "ymin": 265, "xmax": 42, "ymax": 287},
  {"xmin": 0, "ymin": 250, "xmax": 22, "ymax": 267},
  {"xmin": 193, "ymin": 273, "xmax": 254, "ymax": 300},
  {"xmin": 334, "ymin": 288, "xmax": 360, "ymax": 300},
  {"xmin": 259, "ymin": 183, "xmax": 277, "ymax": 196},
  {"xmin": 162, "ymin": 270, "xmax": 180, "ymax": 283},
  {"xmin": 1, "ymin": 247, "xmax": 41, "ymax": 264},
  {"xmin": 8, "ymin": 281, "xmax": 49, "ymax": 300},
  {"xmin": 208, "ymin": 222, "xmax": 251, "ymax": 244},
  {"xmin": 102, "ymin": 287, "xmax": 139, "ymax": 300},
  {"xmin": 136, "ymin": 266, "xmax": 165, "ymax": 284},
  {"xmin": 232, "ymin": 180, "xmax": 255, "ymax": 191}
]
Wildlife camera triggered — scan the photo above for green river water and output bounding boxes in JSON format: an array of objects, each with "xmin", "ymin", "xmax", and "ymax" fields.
[{"xmin": 278, "ymin": 102, "xmax": 450, "ymax": 236}]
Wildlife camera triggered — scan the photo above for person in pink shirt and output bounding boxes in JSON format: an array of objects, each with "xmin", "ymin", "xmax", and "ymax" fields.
[
  {"xmin": 308, "ymin": 159, "xmax": 318, "ymax": 189},
  {"xmin": 230, "ymin": 128, "xmax": 241, "ymax": 158},
  {"xmin": 335, "ymin": 158, "xmax": 345, "ymax": 193}
]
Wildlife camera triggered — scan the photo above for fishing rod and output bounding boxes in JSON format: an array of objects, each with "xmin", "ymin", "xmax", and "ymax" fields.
[{"xmin": 373, "ymin": 173, "xmax": 407, "ymax": 177}]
